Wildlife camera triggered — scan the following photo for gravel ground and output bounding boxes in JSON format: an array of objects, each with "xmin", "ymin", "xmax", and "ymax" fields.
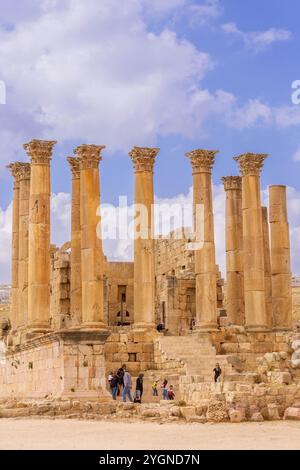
[{"xmin": 0, "ymin": 419, "xmax": 300, "ymax": 450}]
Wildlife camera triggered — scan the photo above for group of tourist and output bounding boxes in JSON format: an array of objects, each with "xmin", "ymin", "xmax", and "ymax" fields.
[
  {"xmin": 108, "ymin": 363, "xmax": 222, "ymax": 403},
  {"xmin": 151, "ymin": 379, "xmax": 175, "ymax": 400},
  {"xmin": 107, "ymin": 366, "xmax": 175, "ymax": 403}
]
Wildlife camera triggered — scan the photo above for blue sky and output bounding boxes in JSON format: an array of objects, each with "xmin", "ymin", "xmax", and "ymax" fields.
[{"xmin": 0, "ymin": 0, "xmax": 300, "ymax": 281}]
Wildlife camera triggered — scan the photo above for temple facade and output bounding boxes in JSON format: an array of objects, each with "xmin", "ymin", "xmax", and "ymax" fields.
[{"xmin": 0, "ymin": 141, "xmax": 296, "ymax": 405}]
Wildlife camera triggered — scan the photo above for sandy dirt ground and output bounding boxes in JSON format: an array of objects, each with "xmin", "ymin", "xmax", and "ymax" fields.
[{"xmin": 0, "ymin": 419, "xmax": 300, "ymax": 450}]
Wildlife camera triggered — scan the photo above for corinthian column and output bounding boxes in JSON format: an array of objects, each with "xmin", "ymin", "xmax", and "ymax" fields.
[
  {"xmin": 67, "ymin": 157, "xmax": 82, "ymax": 326},
  {"xmin": 76, "ymin": 144, "xmax": 106, "ymax": 329},
  {"xmin": 24, "ymin": 139, "xmax": 56, "ymax": 333},
  {"xmin": 262, "ymin": 207, "xmax": 273, "ymax": 328},
  {"xmin": 129, "ymin": 147, "xmax": 159, "ymax": 329},
  {"xmin": 269, "ymin": 185, "xmax": 292, "ymax": 330},
  {"xmin": 186, "ymin": 149, "xmax": 218, "ymax": 331},
  {"xmin": 18, "ymin": 163, "xmax": 31, "ymax": 329},
  {"xmin": 7, "ymin": 163, "xmax": 21, "ymax": 331},
  {"xmin": 234, "ymin": 153, "xmax": 268, "ymax": 331},
  {"xmin": 222, "ymin": 176, "xmax": 244, "ymax": 325}
]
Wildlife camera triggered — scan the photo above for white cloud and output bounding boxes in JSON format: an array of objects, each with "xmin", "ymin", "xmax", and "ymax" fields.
[
  {"xmin": 141, "ymin": 0, "xmax": 221, "ymax": 25},
  {"xmin": 226, "ymin": 98, "xmax": 273, "ymax": 129},
  {"xmin": 222, "ymin": 22, "xmax": 292, "ymax": 51},
  {"xmin": 0, "ymin": 0, "xmax": 219, "ymax": 164},
  {"xmin": 292, "ymin": 146, "xmax": 300, "ymax": 162}
]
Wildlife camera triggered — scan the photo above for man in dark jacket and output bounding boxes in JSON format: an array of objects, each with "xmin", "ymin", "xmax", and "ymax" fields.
[{"xmin": 134, "ymin": 373, "xmax": 144, "ymax": 403}]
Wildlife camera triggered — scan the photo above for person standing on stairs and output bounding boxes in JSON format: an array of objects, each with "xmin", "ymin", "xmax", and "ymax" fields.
[{"xmin": 213, "ymin": 363, "xmax": 222, "ymax": 383}]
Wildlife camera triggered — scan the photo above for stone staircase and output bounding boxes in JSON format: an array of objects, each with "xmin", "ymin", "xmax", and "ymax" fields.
[{"xmin": 146, "ymin": 334, "xmax": 235, "ymax": 403}]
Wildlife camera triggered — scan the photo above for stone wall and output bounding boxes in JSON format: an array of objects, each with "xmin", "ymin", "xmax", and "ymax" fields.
[
  {"xmin": 104, "ymin": 329, "xmax": 155, "ymax": 376},
  {"xmin": 292, "ymin": 286, "xmax": 300, "ymax": 321},
  {"xmin": 154, "ymin": 228, "xmax": 224, "ymax": 334},
  {"xmin": 50, "ymin": 246, "xmax": 71, "ymax": 330},
  {"xmin": 0, "ymin": 331, "xmax": 108, "ymax": 400},
  {"xmin": 105, "ymin": 262, "xmax": 134, "ymax": 326}
]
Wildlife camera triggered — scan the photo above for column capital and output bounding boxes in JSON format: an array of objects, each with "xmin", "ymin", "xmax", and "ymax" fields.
[
  {"xmin": 222, "ymin": 176, "xmax": 242, "ymax": 191},
  {"xmin": 7, "ymin": 162, "xmax": 30, "ymax": 187},
  {"xmin": 17, "ymin": 163, "xmax": 31, "ymax": 181},
  {"xmin": 23, "ymin": 140, "xmax": 56, "ymax": 165},
  {"xmin": 185, "ymin": 149, "xmax": 218, "ymax": 174},
  {"xmin": 129, "ymin": 147, "xmax": 159, "ymax": 173},
  {"xmin": 234, "ymin": 153, "xmax": 268, "ymax": 176},
  {"xmin": 67, "ymin": 157, "xmax": 81, "ymax": 179},
  {"xmin": 75, "ymin": 144, "xmax": 105, "ymax": 169}
]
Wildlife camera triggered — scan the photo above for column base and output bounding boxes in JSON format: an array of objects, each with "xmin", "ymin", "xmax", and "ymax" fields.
[
  {"xmin": 194, "ymin": 322, "xmax": 219, "ymax": 332},
  {"xmin": 26, "ymin": 325, "xmax": 52, "ymax": 339},
  {"xmin": 80, "ymin": 322, "xmax": 108, "ymax": 331},
  {"xmin": 272, "ymin": 326, "xmax": 292, "ymax": 332},
  {"xmin": 245, "ymin": 325, "xmax": 270, "ymax": 333},
  {"xmin": 132, "ymin": 322, "xmax": 156, "ymax": 331}
]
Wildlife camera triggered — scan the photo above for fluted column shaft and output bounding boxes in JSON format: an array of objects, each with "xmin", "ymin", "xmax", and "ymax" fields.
[
  {"xmin": 7, "ymin": 164, "xmax": 20, "ymax": 331},
  {"xmin": 129, "ymin": 147, "xmax": 159, "ymax": 329},
  {"xmin": 269, "ymin": 185, "xmax": 292, "ymax": 329},
  {"xmin": 18, "ymin": 164, "xmax": 31, "ymax": 329},
  {"xmin": 76, "ymin": 145, "xmax": 106, "ymax": 329},
  {"xmin": 24, "ymin": 139, "xmax": 56, "ymax": 332},
  {"xmin": 67, "ymin": 157, "xmax": 82, "ymax": 326},
  {"xmin": 262, "ymin": 207, "xmax": 273, "ymax": 328},
  {"xmin": 234, "ymin": 153, "xmax": 268, "ymax": 331},
  {"xmin": 222, "ymin": 176, "xmax": 244, "ymax": 325},
  {"xmin": 186, "ymin": 149, "xmax": 218, "ymax": 330}
]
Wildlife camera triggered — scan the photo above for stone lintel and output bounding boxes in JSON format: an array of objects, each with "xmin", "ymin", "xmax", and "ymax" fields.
[
  {"xmin": 23, "ymin": 139, "xmax": 57, "ymax": 165},
  {"xmin": 75, "ymin": 144, "xmax": 106, "ymax": 169},
  {"xmin": 234, "ymin": 153, "xmax": 268, "ymax": 177},
  {"xmin": 67, "ymin": 156, "xmax": 80, "ymax": 179},
  {"xmin": 222, "ymin": 175, "xmax": 242, "ymax": 191},
  {"xmin": 129, "ymin": 146, "xmax": 159, "ymax": 173},
  {"xmin": 185, "ymin": 149, "xmax": 218, "ymax": 174}
]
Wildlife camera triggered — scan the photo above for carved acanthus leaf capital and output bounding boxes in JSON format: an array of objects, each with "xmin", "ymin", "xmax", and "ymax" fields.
[
  {"xmin": 23, "ymin": 140, "xmax": 56, "ymax": 165},
  {"xmin": 67, "ymin": 157, "xmax": 81, "ymax": 178},
  {"xmin": 7, "ymin": 162, "xmax": 31, "ymax": 186},
  {"xmin": 234, "ymin": 153, "xmax": 268, "ymax": 177},
  {"xmin": 185, "ymin": 149, "xmax": 218, "ymax": 174},
  {"xmin": 75, "ymin": 144, "xmax": 105, "ymax": 170},
  {"xmin": 129, "ymin": 147, "xmax": 159, "ymax": 173},
  {"xmin": 222, "ymin": 176, "xmax": 242, "ymax": 191}
]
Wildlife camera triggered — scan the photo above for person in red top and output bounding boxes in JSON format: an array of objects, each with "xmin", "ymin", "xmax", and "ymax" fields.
[{"xmin": 167, "ymin": 385, "xmax": 175, "ymax": 400}]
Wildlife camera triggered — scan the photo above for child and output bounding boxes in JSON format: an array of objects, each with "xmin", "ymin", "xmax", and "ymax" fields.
[
  {"xmin": 152, "ymin": 380, "xmax": 159, "ymax": 397},
  {"xmin": 167, "ymin": 385, "xmax": 175, "ymax": 400}
]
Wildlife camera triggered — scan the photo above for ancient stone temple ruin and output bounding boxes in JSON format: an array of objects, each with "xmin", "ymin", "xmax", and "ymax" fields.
[{"xmin": 1, "ymin": 140, "xmax": 300, "ymax": 423}]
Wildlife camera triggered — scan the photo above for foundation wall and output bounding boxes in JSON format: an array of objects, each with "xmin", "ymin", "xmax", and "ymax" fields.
[{"xmin": 0, "ymin": 332, "xmax": 108, "ymax": 400}]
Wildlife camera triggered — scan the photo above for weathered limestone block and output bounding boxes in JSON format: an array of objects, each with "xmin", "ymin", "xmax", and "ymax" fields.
[
  {"xmin": 267, "ymin": 403, "xmax": 281, "ymax": 420},
  {"xmin": 284, "ymin": 407, "xmax": 300, "ymax": 420},
  {"xmin": 206, "ymin": 400, "xmax": 228, "ymax": 422},
  {"xmin": 228, "ymin": 408, "xmax": 245, "ymax": 423},
  {"xmin": 250, "ymin": 412, "xmax": 264, "ymax": 422},
  {"xmin": 180, "ymin": 406, "xmax": 196, "ymax": 421},
  {"xmin": 267, "ymin": 371, "xmax": 292, "ymax": 385}
]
